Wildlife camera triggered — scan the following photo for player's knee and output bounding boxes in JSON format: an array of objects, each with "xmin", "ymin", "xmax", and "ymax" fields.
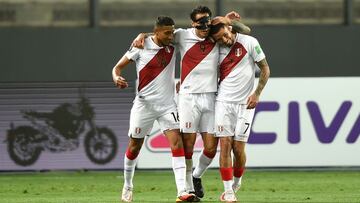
[
  {"xmin": 128, "ymin": 139, "xmax": 143, "ymax": 154},
  {"xmin": 203, "ymin": 147, "xmax": 217, "ymax": 158},
  {"xmin": 169, "ymin": 141, "xmax": 182, "ymax": 151},
  {"xmin": 128, "ymin": 146, "xmax": 141, "ymax": 155},
  {"xmin": 220, "ymin": 138, "xmax": 232, "ymax": 147},
  {"xmin": 183, "ymin": 139, "xmax": 195, "ymax": 151}
]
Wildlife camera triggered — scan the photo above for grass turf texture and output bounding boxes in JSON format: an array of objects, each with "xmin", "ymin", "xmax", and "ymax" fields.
[{"xmin": 0, "ymin": 170, "xmax": 359, "ymax": 203}]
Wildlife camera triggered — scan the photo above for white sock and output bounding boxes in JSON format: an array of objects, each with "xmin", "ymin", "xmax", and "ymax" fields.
[
  {"xmin": 233, "ymin": 176, "xmax": 242, "ymax": 187},
  {"xmin": 193, "ymin": 150, "xmax": 213, "ymax": 178},
  {"xmin": 123, "ymin": 156, "xmax": 137, "ymax": 189},
  {"xmin": 185, "ymin": 159, "xmax": 194, "ymax": 192},
  {"xmin": 172, "ymin": 156, "xmax": 186, "ymax": 196},
  {"xmin": 223, "ymin": 180, "xmax": 233, "ymax": 191}
]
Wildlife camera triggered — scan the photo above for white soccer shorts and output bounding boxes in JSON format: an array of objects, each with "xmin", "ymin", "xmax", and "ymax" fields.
[
  {"xmin": 178, "ymin": 93, "xmax": 215, "ymax": 134},
  {"xmin": 128, "ymin": 100, "xmax": 179, "ymax": 138},
  {"xmin": 215, "ymin": 101, "xmax": 255, "ymax": 142}
]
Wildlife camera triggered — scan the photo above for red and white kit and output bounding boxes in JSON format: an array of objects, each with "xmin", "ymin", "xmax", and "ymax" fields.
[
  {"xmin": 174, "ymin": 28, "xmax": 219, "ymax": 133},
  {"xmin": 125, "ymin": 37, "xmax": 179, "ymax": 138},
  {"xmin": 215, "ymin": 33, "xmax": 266, "ymax": 142}
]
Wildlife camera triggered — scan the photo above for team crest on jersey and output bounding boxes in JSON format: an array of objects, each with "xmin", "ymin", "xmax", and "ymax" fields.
[
  {"xmin": 218, "ymin": 125, "xmax": 224, "ymax": 132},
  {"xmin": 185, "ymin": 122, "xmax": 192, "ymax": 129},
  {"xmin": 235, "ymin": 48, "xmax": 242, "ymax": 57},
  {"xmin": 135, "ymin": 127, "xmax": 141, "ymax": 134},
  {"xmin": 156, "ymin": 55, "xmax": 167, "ymax": 68},
  {"xmin": 200, "ymin": 43, "xmax": 206, "ymax": 52}
]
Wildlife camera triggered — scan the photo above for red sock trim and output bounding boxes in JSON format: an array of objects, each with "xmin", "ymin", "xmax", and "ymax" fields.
[
  {"xmin": 220, "ymin": 167, "xmax": 233, "ymax": 181},
  {"xmin": 171, "ymin": 148, "xmax": 185, "ymax": 157},
  {"xmin": 203, "ymin": 149, "xmax": 216, "ymax": 159},
  {"xmin": 233, "ymin": 167, "xmax": 245, "ymax": 178},
  {"xmin": 125, "ymin": 148, "xmax": 139, "ymax": 160},
  {"xmin": 185, "ymin": 152, "xmax": 193, "ymax": 159}
]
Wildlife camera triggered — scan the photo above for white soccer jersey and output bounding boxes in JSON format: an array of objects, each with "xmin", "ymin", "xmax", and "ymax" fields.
[
  {"xmin": 125, "ymin": 37, "xmax": 176, "ymax": 104},
  {"xmin": 174, "ymin": 28, "xmax": 219, "ymax": 94},
  {"xmin": 217, "ymin": 33, "xmax": 266, "ymax": 103}
]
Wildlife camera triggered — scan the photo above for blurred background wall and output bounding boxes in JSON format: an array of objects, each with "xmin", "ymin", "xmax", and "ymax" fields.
[{"xmin": 1, "ymin": 0, "xmax": 360, "ymax": 82}]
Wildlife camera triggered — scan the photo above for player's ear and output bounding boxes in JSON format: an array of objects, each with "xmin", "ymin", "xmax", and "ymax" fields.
[{"xmin": 191, "ymin": 21, "xmax": 196, "ymax": 28}]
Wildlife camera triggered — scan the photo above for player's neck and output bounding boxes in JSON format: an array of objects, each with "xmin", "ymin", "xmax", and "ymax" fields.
[{"xmin": 151, "ymin": 36, "xmax": 164, "ymax": 47}]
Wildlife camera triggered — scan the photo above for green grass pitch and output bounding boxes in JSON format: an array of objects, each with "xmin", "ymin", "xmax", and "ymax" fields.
[{"xmin": 0, "ymin": 169, "xmax": 359, "ymax": 203}]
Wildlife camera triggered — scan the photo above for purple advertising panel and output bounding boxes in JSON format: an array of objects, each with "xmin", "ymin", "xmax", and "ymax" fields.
[{"xmin": 137, "ymin": 77, "xmax": 360, "ymax": 168}]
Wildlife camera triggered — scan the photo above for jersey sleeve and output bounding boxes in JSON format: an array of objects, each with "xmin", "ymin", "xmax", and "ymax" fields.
[
  {"xmin": 124, "ymin": 46, "xmax": 141, "ymax": 61},
  {"xmin": 173, "ymin": 28, "xmax": 185, "ymax": 45},
  {"xmin": 249, "ymin": 37, "xmax": 266, "ymax": 62}
]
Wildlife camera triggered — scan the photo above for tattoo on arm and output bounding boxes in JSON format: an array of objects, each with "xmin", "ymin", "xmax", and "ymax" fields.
[
  {"xmin": 231, "ymin": 20, "xmax": 251, "ymax": 35},
  {"xmin": 255, "ymin": 59, "xmax": 270, "ymax": 97}
]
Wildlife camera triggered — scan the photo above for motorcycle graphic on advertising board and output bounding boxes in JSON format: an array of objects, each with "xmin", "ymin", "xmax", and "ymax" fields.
[{"xmin": 5, "ymin": 93, "xmax": 117, "ymax": 166}]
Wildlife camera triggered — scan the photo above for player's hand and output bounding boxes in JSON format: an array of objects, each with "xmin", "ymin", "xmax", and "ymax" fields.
[
  {"xmin": 211, "ymin": 16, "xmax": 231, "ymax": 26},
  {"xmin": 246, "ymin": 93, "xmax": 259, "ymax": 109},
  {"xmin": 225, "ymin": 11, "xmax": 241, "ymax": 20},
  {"xmin": 132, "ymin": 33, "xmax": 146, "ymax": 49},
  {"xmin": 175, "ymin": 81, "xmax": 180, "ymax": 93},
  {"xmin": 113, "ymin": 76, "xmax": 128, "ymax": 89}
]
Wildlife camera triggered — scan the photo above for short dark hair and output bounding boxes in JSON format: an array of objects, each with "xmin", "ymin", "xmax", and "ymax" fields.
[
  {"xmin": 209, "ymin": 23, "xmax": 225, "ymax": 36},
  {"xmin": 190, "ymin": 6, "xmax": 212, "ymax": 21},
  {"xmin": 155, "ymin": 16, "xmax": 175, "ymax": 27}
]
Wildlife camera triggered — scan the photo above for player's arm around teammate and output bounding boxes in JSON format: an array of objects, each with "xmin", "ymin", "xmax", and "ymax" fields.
[
  {"xmin": 183, "ymin": 8, "xmax": 252, "ymax": 200},
  {"xmin": 129, "ymin": 8, "xmax": 252, "ymax": 200},
  {"xmin": 113, "ymin": 16, "xmax": 198, "ymax": 202},
  {"xmin": 209, "ymin": 21, "xmax": 270, "ymax": 202}
]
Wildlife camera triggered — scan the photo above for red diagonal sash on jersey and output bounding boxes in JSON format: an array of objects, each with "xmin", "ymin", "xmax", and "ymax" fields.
[
  {"xmin": 181, "ymin": 39, "xmax": 216, "ymax": 82},
  {"xmin": 219, "ymin": 42, "xmax": 247, "ymax": 83},
  {"xmin": 138, "ymin": 46, "xmax": 174, "ymax": 91}
]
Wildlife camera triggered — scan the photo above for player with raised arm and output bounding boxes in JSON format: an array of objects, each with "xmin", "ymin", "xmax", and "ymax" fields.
[
  {"xmin": 132, "ymin": 6, "xmax": 251, "ymax": 199},
  {"xmin": 209, "ymin": 21, "xmax": 270, "ymax": 202},
  {"xmin": 112, "ymin": 16, "xmax": 197, "ymax": 202}
]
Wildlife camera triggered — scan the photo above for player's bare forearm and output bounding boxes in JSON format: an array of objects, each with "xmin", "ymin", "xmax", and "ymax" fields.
[
  {"xmin": 231, "ymin": 19, "xmax": 251, "ymax": 35},
  {"xmin": 132, "ymin": 32, "xmax": 153, "ymax": 48},
  {"xmin": 138, "ymin": 32, "xmax": 153, "ymax": 38},
  {"xmin": 112, "ymin": 55, "xmax": 131, "ymax": 88},
  {"xmin": 255, "ymin": 59, "xmax": 270, "ymax": 97}
]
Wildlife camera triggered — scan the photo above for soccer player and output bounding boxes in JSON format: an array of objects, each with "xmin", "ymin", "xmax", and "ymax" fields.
[
  {"xmin": 112, "ymin": 16, "xmax": 197, "ymax": 202},
  {"xmin": 132, "ymin": 6, "xmax": 251, "ymax": 199},
  {"xmin": 209, "ymin": 21, "xmax": 270, "ymax": 202}
]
